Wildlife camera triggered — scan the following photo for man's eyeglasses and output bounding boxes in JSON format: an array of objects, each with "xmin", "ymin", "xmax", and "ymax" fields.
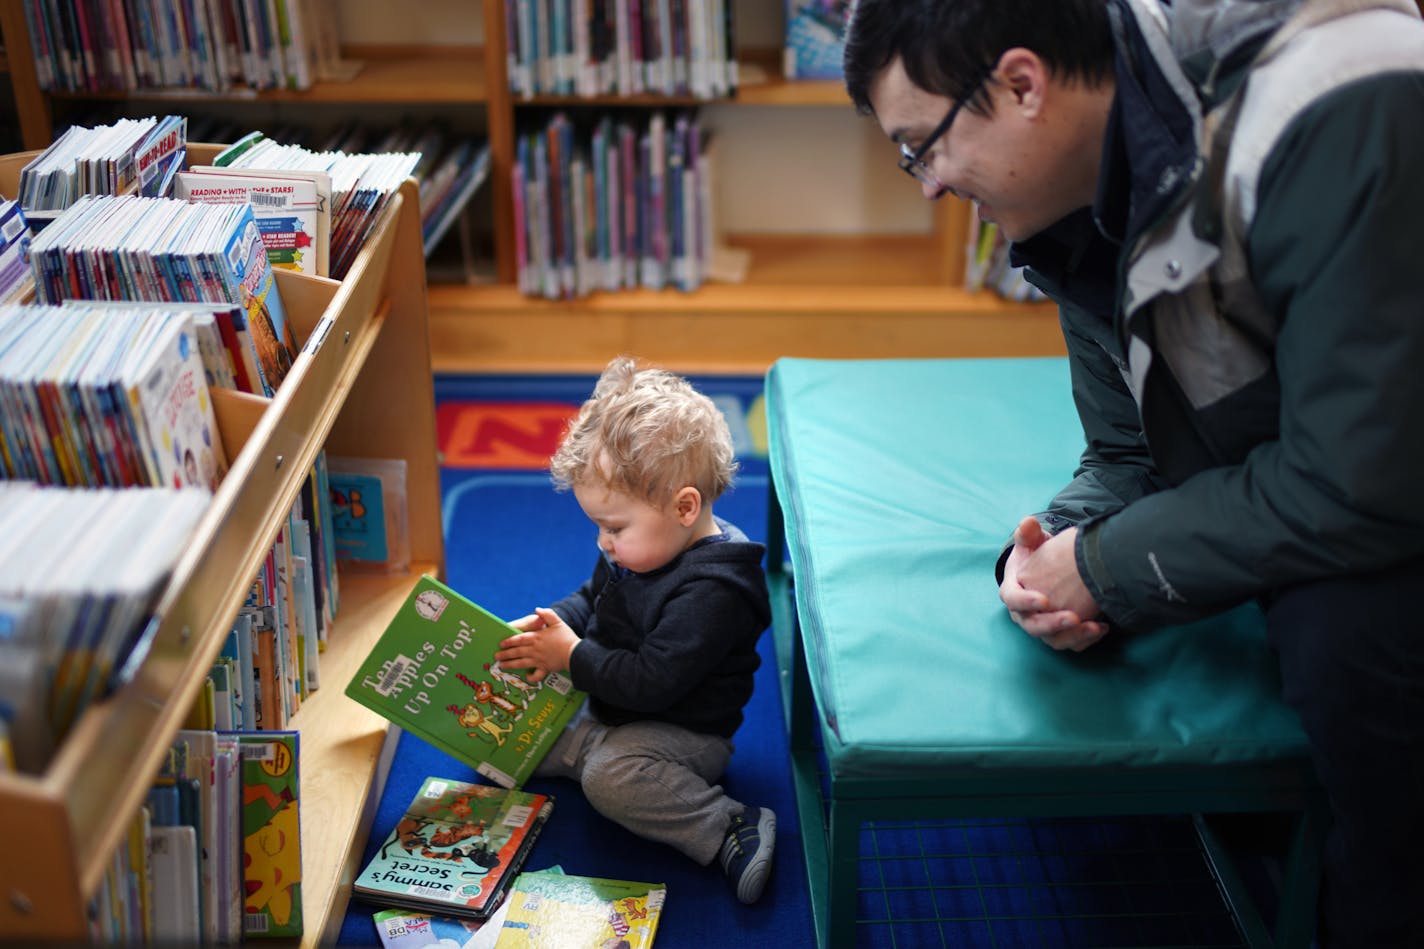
[{"xmin": 897, "ymin": 76, "xmax": 986, "ymax": 189}]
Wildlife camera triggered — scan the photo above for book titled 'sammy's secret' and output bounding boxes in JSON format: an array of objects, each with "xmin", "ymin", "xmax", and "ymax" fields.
[
  {"xmin": 355, "ymin": 776, "xmax": 553, "ymax": 920},
  {"xmin": 344, "ymin": 575, "xmax": 586, "ymax": 788}
]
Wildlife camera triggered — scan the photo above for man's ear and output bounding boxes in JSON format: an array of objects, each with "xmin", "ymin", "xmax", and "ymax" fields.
[
  {"xmin": 674, "ymin": 486, "xmax": 702, "ymax": 525},
  {"xmin": 995, "ymin": 47, "xmax": 1050, "ymax": 116}
]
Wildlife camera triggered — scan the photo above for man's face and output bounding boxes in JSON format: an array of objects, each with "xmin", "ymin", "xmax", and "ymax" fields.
[{"xmin": 868, "ymin": 55, "xmax": 1086, "ymax": 242}]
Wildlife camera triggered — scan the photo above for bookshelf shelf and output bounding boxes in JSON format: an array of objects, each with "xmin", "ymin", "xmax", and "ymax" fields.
[
  {"xmin": 0, "ymin": 144, "xmax": 445, "ymax": 948},
  {"xmin": 734, "ymin": 48, "xmax": 851, "ymax": 106},
  {"xmin": 427, "ymin": 279, "xmax": 1063, "ymax": 375},
  {"xmin": 40, "ymin": 45, "xmax": 486, "ymax": 106}
]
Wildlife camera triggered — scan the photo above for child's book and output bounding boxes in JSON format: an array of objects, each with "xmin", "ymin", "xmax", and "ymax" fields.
[
  {"xmin": 344, "ymin": 575, "xmax": 586, "ymax": 789},
  {"xmin": 493, "ymin": 872, "xmax": 666, "ymax": 948},
  {"xmin": 782, "ymin": 0, "xmax": 853, "ymax": 80},
  {"xmin": 237, "ymin": 731, "xmax": 303, "ymax": 938},
  {"xmin": 177, "ymin": 165, "xmax": 332, "ymax": 276},
  {"xmin": 148, "ymin": 823, "xmax": 202, "ymax": 945},
  {"xmin": 355, "ymin": 776, "xmax": 553, "ymax": 919}
]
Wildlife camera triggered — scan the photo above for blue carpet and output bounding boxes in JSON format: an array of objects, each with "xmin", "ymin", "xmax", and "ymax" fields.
[{"xmin": 336, "ymin": 372, "xmax": 1256, "ymax": 949}]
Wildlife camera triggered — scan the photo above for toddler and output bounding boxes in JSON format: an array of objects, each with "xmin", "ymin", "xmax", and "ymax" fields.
[{"xmin": 495, "ymin": 356, "xmax": 775, "ymax": 904}]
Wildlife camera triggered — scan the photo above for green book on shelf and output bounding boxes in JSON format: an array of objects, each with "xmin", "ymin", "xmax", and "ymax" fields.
[{"xmin": 344, "ymin": 575, "xmax": 586, "ymax": 788}]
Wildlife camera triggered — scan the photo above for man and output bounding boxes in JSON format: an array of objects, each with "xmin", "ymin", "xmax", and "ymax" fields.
[{"xmin": 843, "ymin": 1, "xmax": 1424, "ymax": 945}]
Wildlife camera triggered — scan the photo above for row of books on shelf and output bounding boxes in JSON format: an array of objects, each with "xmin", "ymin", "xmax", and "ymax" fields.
[
  {"xmin": 26, "ymin": 195, "xmax": 299, "ymax": 394},
  {"xmin": 0, "ymin": 482, "xmax": 209, "ymax": 771},
  {"xmin": 16, "ymin": 113, "xmax": 477, "ymax": 275},
  {"xmin": 211, "ymin": 131, "xmax": 420, "ymax": 280},
  {"xmin": 0, "ymin": 301, "xmax": 232, "ymax": 490},
  {"xmin": 515, "ymin": 111, "xmax": 713, "ymax": 299},
  {"xmin": 184, "ymin": 117, "xmax": 493, "ymax": 262},
  {"xmin": 505, "ymin": 0, "xmax": 737, "ymax": 100},
  {"xmin": 21, "ymin": 0, "xmax": 352, "ymax": 95},
  {"xmin": 0, "ymin": 446, "xmax": 341, "ymax": 772},
  {"xmin": 19, "ymin": 118, "xmax": 421, "ymax": 281},
  {"xmin": 89, "ymin": 728, "xmax": 303, "ymax": 944},
  {"xmin": 16, "ymin": 114, "xmax": 187, "ymax": 213}
]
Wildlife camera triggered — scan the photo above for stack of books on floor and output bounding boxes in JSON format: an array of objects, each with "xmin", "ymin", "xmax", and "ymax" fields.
[{"xmin": 346, "ymin": 576, "xmax": 667, "ymax": 947}]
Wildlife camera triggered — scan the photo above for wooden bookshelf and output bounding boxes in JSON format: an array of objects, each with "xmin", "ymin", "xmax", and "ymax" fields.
[
  {"xmin": 0, "ymin": 145, "xmax": 445, "ymax": 948},
  {"xmin": 428, "ymin": 279, "xmax": 1063, "ymax": 375}
]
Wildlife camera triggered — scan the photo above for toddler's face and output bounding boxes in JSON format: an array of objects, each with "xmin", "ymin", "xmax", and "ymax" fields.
[{"xmin": 572, "ymin": 480, "xmax": 689, "ymax": 574}]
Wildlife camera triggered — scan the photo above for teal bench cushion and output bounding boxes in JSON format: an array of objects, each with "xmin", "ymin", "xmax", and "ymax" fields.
[{"xmin": 766, "ymin": 356, "xmax": 1311, "ymax": 779}]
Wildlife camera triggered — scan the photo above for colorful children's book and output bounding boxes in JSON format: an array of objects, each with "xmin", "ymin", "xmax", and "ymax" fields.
[
  {"xmin": 175, "ymin": 167, "xmax": 331, "ymax": 276},
  {"xmin": 370, "ymin": 867, "xmax": 565, "ymax": 949},
  {"xmin": 119, "ymin": 309, "xmax": 229, "ymax": 491},
  {"xmin": 326, "ymin": 455, "xmax": 410, "ymax": 571},
  {"xmin": 212, "ymin": 203, "xmax": 298, "ymax": 395},
  {"xmin": 237, "ymin": 731, "xmax": 302, "ymax": 938},
  {"xmin": 493, "ymin": 872, "xmax": 666, "ymax": 948},
  {"xmin": 355, "ymin": 776, "xmax": 554, "ymax": 919},
  {"xmin": 344, "ymin": 575, "xmax": 586, "ymax": 789}
]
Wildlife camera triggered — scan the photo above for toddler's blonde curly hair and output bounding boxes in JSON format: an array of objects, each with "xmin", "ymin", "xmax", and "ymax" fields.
[{"xmin": 550, "ymin": 356, "xmax": 737, "ymax": 505}]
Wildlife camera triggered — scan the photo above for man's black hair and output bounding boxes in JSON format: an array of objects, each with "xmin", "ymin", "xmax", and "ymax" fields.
[{"xmin": 843, "ymin": 0, "xmax": 1116, "ymax": 115}]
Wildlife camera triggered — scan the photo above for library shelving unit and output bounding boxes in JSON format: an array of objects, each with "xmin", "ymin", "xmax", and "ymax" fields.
[
  {"xmin": 439, "ymin": 2, "xmax": 1063, "ymax": 373},
  {"xmin": 0, "ymin": 0, "xmax": 1065, "ymax": 375},
  {"xmin": 0, "ymin": 144, "xmax": 445, "ymax": 948}
]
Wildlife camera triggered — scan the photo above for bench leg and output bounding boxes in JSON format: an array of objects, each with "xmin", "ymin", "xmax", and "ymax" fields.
[
  {"xmin": 825, "ymin": 800, "xmax": 859, "ymax": 949},
  {"xmin": 1273, "ymin": 795, "xmax": 1328, "ymax": 949}
]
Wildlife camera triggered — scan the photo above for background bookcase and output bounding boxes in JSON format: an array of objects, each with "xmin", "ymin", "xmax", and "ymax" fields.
[
  {"xmin": 0, "ymin": 144, "xmax": 445, "ymax": 948},
  {"xmin": 0, "ymin": 0, "xmax": 1066, "ymax": 373}
]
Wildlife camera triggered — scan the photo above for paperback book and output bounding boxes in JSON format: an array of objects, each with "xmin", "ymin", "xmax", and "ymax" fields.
[
  {"xmin": 493, "ymin": 872, "xmax": 666, "ymax": 948},
  {"xmin": 355, "ymin": 776, "xmax": 554, "ymax": 919},
  {"xmin": 344, "ymin": 575, "xmax": 586, "ymax": 789},
  {"xmin": 237, "ymin": 731, "xmax": 303, "ymax": 938}
]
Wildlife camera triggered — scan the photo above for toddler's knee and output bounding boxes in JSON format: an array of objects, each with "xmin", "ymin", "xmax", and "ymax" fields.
[{"xmin": 580, "ymin": 754, "xmax": 644, "ymax": 823}]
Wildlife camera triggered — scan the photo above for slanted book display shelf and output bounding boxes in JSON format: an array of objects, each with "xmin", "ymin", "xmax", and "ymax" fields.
[{"xmin": 0, "ymin": 143, "xmax": 446, "ymax": 948}]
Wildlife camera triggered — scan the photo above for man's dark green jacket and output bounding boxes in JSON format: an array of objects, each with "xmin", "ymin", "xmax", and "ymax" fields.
[{"xmin": 1009, "ymin": 0, "xmax": 1424, "ymax": 631}]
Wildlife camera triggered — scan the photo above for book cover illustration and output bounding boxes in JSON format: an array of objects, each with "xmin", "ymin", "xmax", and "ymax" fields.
[
  {"xmin": 237, "ymin": 731, "xmax": 302, "ymax": 938},
  {"xmin": 326, "ymin": 455, "xmax": 409, "ymax": 570},
  {"xmin": 493, "ymin": 872, "xmax": 666, "ymax": 948},
  {"xmin": 356, "ymin": 776, "xmax": 553, "ymax": 919},
  {"xmin": 373, "ymin": 905, "xmax": 487, "ymax": 949},
  {"xmin": 215, "ymin": 204, "xmax": 297, "ymax": 394},
  {"xmin": 344, "ymin": 575, "xmax": 586, "ymax": 789},
  {"xmin": 123, "ymin": 311, "xmax": 228, "ymax": 491},
  {"xmin": 175, "ymin": 169, "xmax": 326, "ymax": 276},
  {"xmin": 783, "ymin": 0, "xmax": 853, "ymax": 80}
]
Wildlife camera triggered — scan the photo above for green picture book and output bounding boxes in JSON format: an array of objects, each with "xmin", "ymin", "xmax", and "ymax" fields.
[{"xmin": 345, "ymin": 575, "xmax": 586, "ymax": 788}]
